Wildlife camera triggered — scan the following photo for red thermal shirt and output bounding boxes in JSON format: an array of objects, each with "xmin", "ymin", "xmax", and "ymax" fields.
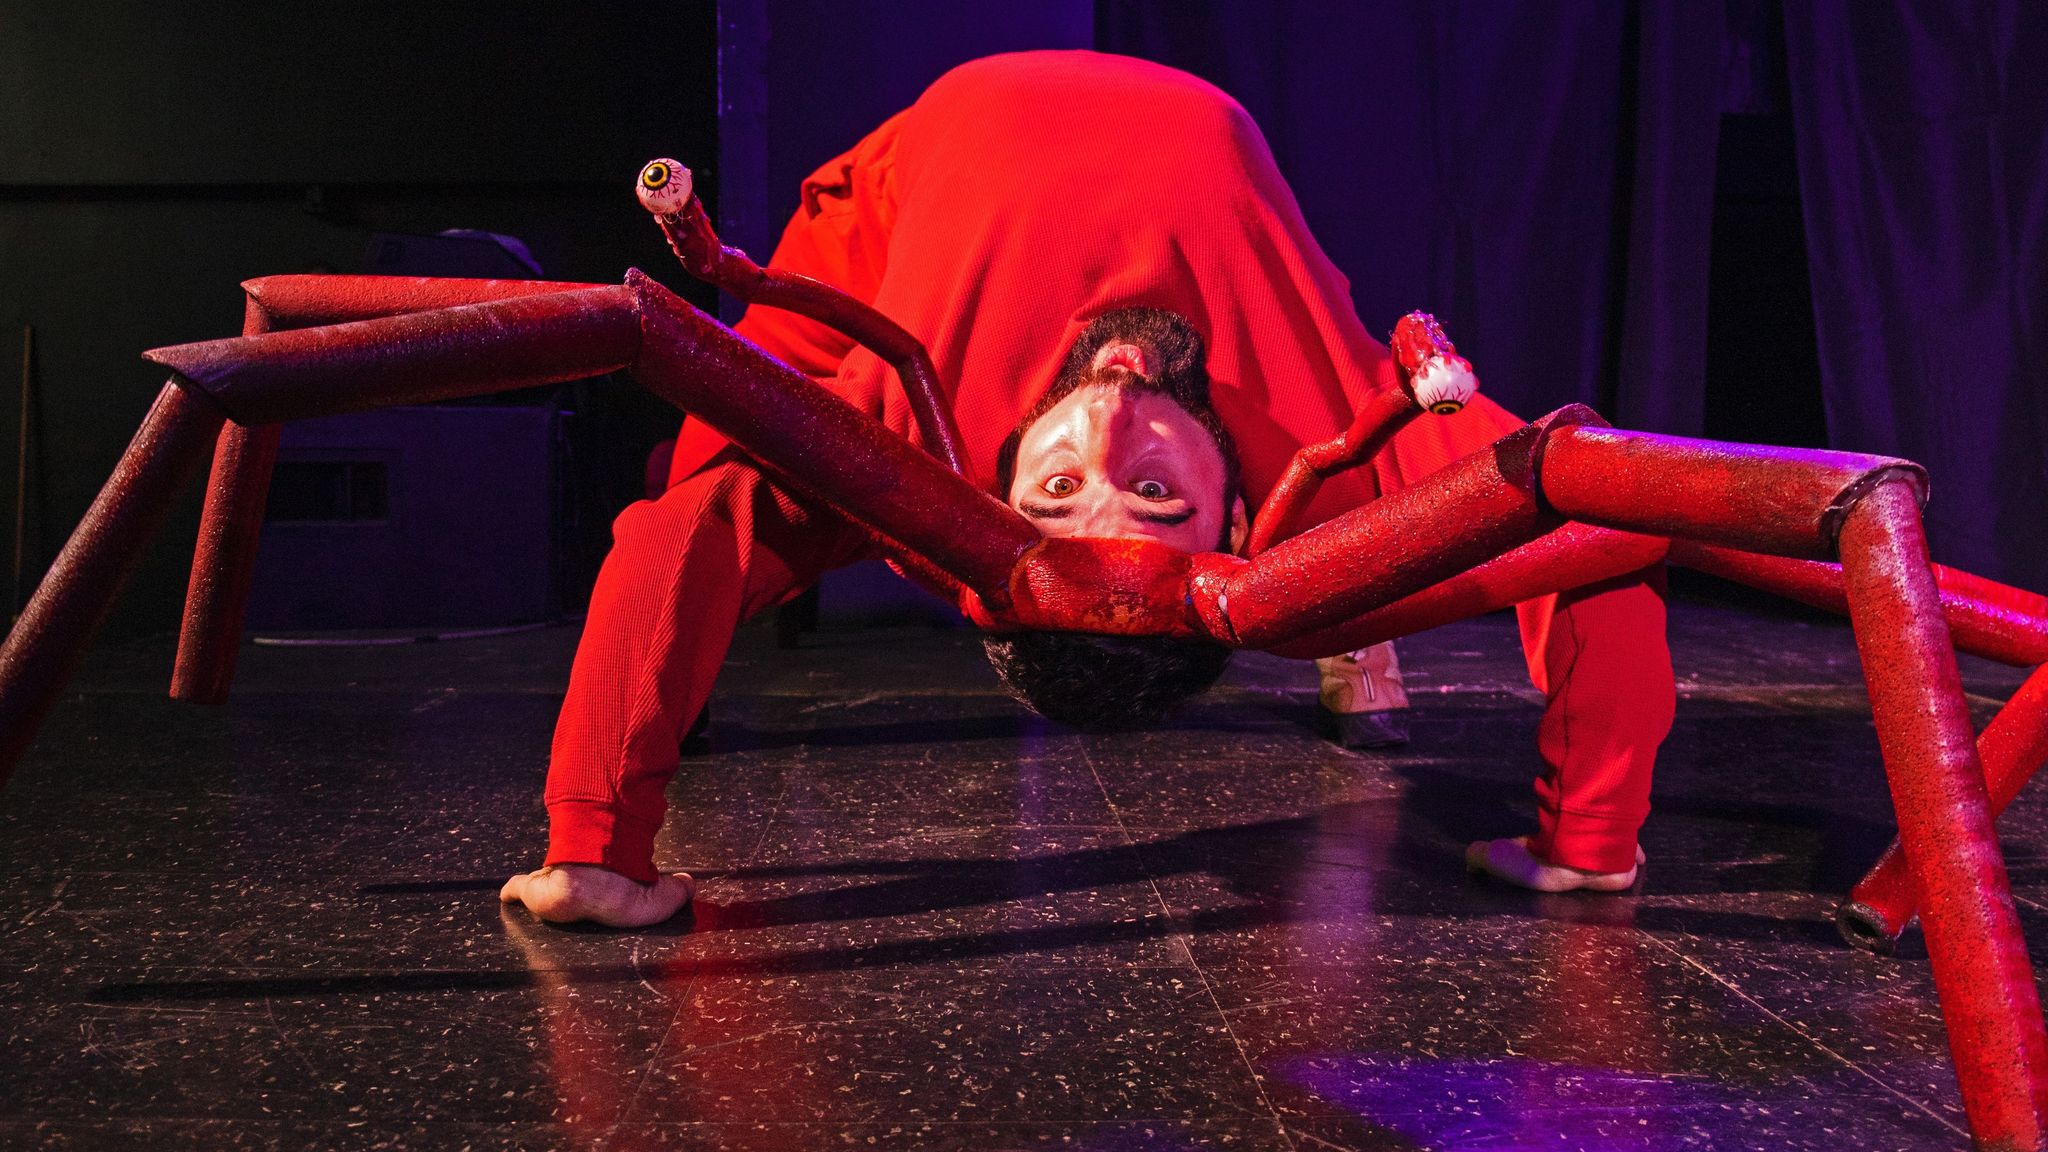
[{"xmin": 547, "ymin": 52, "xmax": 1674, "ymax": 881}]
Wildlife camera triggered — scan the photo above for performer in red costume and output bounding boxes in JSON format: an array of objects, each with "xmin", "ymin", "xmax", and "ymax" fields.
[{"xmin": 502, "ymin": 51, "xmax": 1675, "ymax": 927}]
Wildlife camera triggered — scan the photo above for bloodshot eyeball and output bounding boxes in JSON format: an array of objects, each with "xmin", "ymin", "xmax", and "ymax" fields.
[
  {"xmin": 1411, "ymin": 356, "xmax": 1478, "ymax": 416},
  {"xmin": 636, "ymin": 159, "xmax": 693, "ymax": 216},
  {"xmin": 1388, "ymin": 312, "xmax": 1479, "ymax": 416}
]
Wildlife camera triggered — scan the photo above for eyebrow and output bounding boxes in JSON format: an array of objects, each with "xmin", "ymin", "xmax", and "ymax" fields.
[{"xmin": 1015, "ymin": 501, "xmax": 1198, "ymax": 527}]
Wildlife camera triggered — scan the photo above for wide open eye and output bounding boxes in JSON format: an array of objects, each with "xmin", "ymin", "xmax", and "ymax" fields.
[
  {"xmin": 1043, "ymin": 475, "xmax": 1078, "ymax": 497},
  {"xmin": 1134, "ymin": 479, "xmax": 1170, "ymax": 500},
  {"xmin": 635, "ymin": 158, "xmax": 693, "ymax": 215}
]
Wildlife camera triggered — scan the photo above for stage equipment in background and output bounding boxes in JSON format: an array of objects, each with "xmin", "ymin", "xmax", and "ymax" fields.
[
  {"xmin": 0, "ymin": 156, "xmax": 2043, "ymax": 1150},
  {"xmin": 237, "ymin": 231, "xmax": 569, "ymax": 633},
  {"xmin": 247, "ymin": 406, "xmax": 557, "ymax": 630}
]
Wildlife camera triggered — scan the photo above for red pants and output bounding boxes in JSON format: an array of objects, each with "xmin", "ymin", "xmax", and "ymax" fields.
[
  {"xmin": 544, "ymin": 51, "xmax": 1674, "ymax": 881},
  {"xmin": 545, "ymin": 457, "xmax": 1672, "ymax": 882},
  {"xmin": 1517, "ymin": 570, "xmax": 1674, "ymax": 872},
  {"xmin": 545, "ymin": 455, "xmax": 867, "ymax": 881}
]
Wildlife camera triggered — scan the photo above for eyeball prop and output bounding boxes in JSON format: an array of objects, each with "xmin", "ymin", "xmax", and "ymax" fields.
[
  {"xmin": 1390, "ymin": 311, "xmax": 1480, "ymax": 416},
  {"xmin": 636, "ymin": 158, "xmax": 693, "ymax": 216},
  {"xmin": 1411, "ymin": 356, "xmax": 1477, "ymax": 415}
]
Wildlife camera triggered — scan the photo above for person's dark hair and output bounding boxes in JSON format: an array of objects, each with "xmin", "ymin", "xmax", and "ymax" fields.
[
  {"xmin": 984, "ymin": 307, "xmax": 1237, "ymax": 730},
  {"xmin": 983, "ymin": 630, "xmax": 1234, "ymax": 731}
]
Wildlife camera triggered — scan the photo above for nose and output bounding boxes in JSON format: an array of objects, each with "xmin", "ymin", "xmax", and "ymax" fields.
[
  {"xmin": 1047, "ymin": 488, "xmax": 1135, "ymax": 538},
  {"xmin": 1092, "ymin": 342, "xmax": 1150, "ymax": 376},
  {"xmin": 1039, "ymin": 390, "xmax": 1154, "ymax": 535}
]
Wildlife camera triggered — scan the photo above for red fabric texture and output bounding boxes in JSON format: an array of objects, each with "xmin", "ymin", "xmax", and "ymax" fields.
[
  {"xmin": 552, "ymin": 51, "xmax": 1672, "ymax": 880},
  {"xmin": 546, "ymin": 455, "xmax": 866, "ymax": 882}
]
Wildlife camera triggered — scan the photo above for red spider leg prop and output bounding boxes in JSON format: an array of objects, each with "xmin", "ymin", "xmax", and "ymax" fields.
[
  {"xmin": 1, "ymin": 166, "xmax": 2043, "ymax": 1144},
  {"xmin": 1201, "ymin": 415, "xmax": 2048, "ymax": 1141},
  {"xmin": 172, "ymin": 275, "xmax": 607, "ymax": 704},
  {"xmin": 1668, "ymin": 542, "xmax": 2048, "ymax": 954},
  {"xmin": 1845, "ymin": 663, "xmax": 2048, "ymax": 951},
  {"xmin": 146, "ymin": 276, "xmax": 1036, "ymax": 600},
  {"xmin": 1520, "ymin": 431, "xmax": 2046, "ymax": 1146},
  {"xmin": 1247, "ymin": 311, "xmax": 1476, "ymax": 555},
  {"xmin": 1843, "ymin": 660, "xmax": 2048, "ymax": 947},
  {"xmin": 0, "ymin": 383, "xmax": 227, "ymax": 772},
  {"xmin": 634, "ymin": 159, "xmax": 967, "ymax": 475},
  {"xmin": 1265, "ymin": 521, "xmax": 1673, "ymax": 658},
  {"xmin": 630, "ymin": 159, "xmax": 990, "ymax": 604},
  {"xmin": 0, "ymin": 279, "xmax": 636, "ymax": 771}
]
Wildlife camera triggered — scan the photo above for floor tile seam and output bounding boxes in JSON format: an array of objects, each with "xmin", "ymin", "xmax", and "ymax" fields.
[
  {"xmin": 44, "ymin": 686, "xmax": 576, "ymax": 698},
  {"xmin": 1258, "ymin": 1055, "xmax": 1950, "ymax": 1104},
  {"xmin": 12, "ymin": 955, "xmax": 1277, "ymax": 1000},
  {"xmin": 718, "ymin": 732, "xmax": 799, "ymax": 874},
  {"xmin": 664, "ymin": 955, "xmax": 1205, "ymax": 976},
  {"xmin": 1640, "ymin": 931, "xmax": 1968, "ymax": 1139},
  {"xmin": 744, "ymin": 820, "xmax": 1140, "ymax": 832},
  {"xmin": 761, "ymin": 811, "xmax": 1135, "ymax": 827},
  {"xmin": 40, "ymin": 957, "xmax": 705, "ymax": 978},
  {"xmin": 1666, "ymin": 686, "xmax": 2020, "ymax": 709},
  {"xmin": 13, "ymin": 935, "xmax": 1203, "ymax": 972},
  {"xmin": 584, "ymin": 1117, "xmax": 1296, "ymax": 1128},
  {"xmin": 1287, "ymin": 1125, "xmax": 1368, "ymax": 1152},
  {"xmin": 1075, "ymin": 745, "xmax": 1299, "ymax": 1152},
  {"xmin": 605, "ymin": 734, "xmax": 783, "ymax": 1131},
  {"xmin": 734, "ymin": 688, "xmax": 1019, "ymax": 700},
  {"xmin": 603, "ymin": 951, "xmax": 704, "ymax": 1130}
]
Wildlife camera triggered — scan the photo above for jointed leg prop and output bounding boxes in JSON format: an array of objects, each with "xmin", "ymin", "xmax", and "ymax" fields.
[
  {"xmin": 169, "ymin": 275, "xmax": 634, "ymax": 703},
  {"xmin": 1534, "ymin": 426, "xmax": 2048, "ymax": 1148},
  {"xmin": 635, "ymin": 160, "xmax": 968, "ymax": 475},
  {"xmin": 1840, "ymin": 664, "xmax": 2048, "ymax": 953},
  {"xmin": 0, "ymin": 177, "xmax": 2041, "ymax": 1144},
  {"xmin": 0, "ymin": 384, "xmax": 227, "ymax": 780},
  {"xmin": 1836, "ymin": 483, "xmax": 2048, "ymax": 1148}
]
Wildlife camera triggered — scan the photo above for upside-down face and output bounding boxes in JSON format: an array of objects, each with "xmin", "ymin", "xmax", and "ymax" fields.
[{"xmin": 1004, "ymin": 310, "xmax": 1249, "ymax": 555}]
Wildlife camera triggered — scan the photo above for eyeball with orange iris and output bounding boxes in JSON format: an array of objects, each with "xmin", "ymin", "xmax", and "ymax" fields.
[{"xmin": 636, "ymin": 159, "xmax": 693, "ymax": 216}]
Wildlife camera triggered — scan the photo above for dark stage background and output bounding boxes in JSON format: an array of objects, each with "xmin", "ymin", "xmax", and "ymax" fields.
[
  {"xmin": 2, "ymin": 1, "xmax": 2042, "ymax": 639},
  {"xmin": 1095, "ymin": 0, "xmax": 2048, "ymax": 593},
  {"xmin": 0, "ymin": 5, "xmax": 719, "ymax": 633}
]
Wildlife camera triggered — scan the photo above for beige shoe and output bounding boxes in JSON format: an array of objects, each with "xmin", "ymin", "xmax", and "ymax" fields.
[{"xmin": 1317, "ymin": 640, "xmax": 1411, "ymax": 749}]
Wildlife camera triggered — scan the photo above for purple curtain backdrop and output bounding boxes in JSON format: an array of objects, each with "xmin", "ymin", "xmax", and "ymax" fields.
[
  {"xmin": 1097, "ymin": 1, "xmax": 1724, "ymax": 435},
  {"xmin": 1782, "ymin": 2, "xmax": 2048, "ymax": 589},
  {"xmin": 1102, "ymin": 1, "xmax": 2046, "ymax": 589}
]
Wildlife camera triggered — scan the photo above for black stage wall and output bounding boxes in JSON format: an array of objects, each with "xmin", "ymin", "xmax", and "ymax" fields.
[
  {"xmin": 0, "ymin": 4, "xmax": 716, "ymax": 636},
  {"xmin": 7, "ymin": 2, "xmax": 2042, "ymax": 640}
]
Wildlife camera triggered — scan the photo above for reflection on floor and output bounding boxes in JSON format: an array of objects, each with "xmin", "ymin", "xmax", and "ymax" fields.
[{"xmin": 2, "ymin": 594, "xmax": 2041, "ymax": 1150}]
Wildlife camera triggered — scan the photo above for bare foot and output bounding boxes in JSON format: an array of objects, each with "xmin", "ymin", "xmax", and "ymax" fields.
[
  {"xmin": 1464, "ymin": 836, "xmax": 1644, "ymax": 893},
  {"xmin": 500, "ymin": 863, "xmax": 695, "ymax": 927}
]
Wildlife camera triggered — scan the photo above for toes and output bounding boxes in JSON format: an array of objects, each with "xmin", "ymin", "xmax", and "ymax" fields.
[
  {"xmin": 622, "ymin": 873, "xmax": 694, "ymax": 926},
  {"xmin": 500, "ymin": 866, "xmax": 695, "ymax": 928},
  {"xmin": 499, "ymin": 870, "xmax": 533, "ymax": 904},
  {"xmin": 1463, "ymin": 840, "xmax": 1489, "ymax": 873}
]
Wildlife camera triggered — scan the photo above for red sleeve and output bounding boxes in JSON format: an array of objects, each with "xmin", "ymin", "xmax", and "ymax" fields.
[
  {"xmin": 731, "ymin": 111, "xmax": 907, "ymax": 376},
  {"xmin": 670, "ymin": 112, "xmax": 907, "ymax": 489}
]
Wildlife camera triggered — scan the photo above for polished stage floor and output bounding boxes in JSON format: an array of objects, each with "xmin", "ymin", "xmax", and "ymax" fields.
[{"xmin": 3, "ymin": 592, "xmax": 2042, "ymax": 1150}]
